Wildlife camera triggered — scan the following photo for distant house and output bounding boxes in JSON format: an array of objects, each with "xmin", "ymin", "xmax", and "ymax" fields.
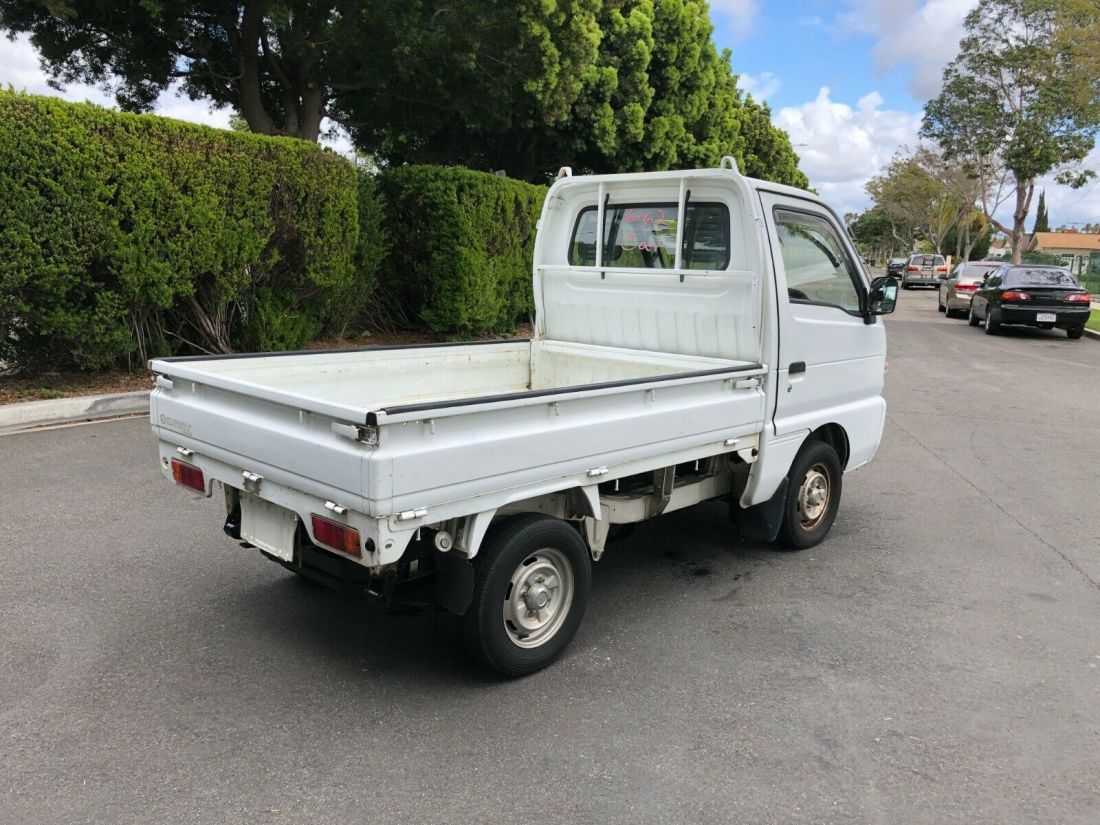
[
  {"xmin": 1027, "ymin": 231, "xmax": 1100, "ymax": 275},
  {"xmin": 987, "ymin": 236, "xmax": 1012, "ymax": 260}
]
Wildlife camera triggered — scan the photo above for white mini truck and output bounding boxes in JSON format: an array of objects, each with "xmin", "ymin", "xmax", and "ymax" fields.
[{"xmin": 150, "ymin": 159, "xmax": 898, "ymax": 675}]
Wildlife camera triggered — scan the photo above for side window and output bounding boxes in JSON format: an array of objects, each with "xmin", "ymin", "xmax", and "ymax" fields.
[
  {"xmin": 568, "ymin": 202, "xmax": 730, "ymax": 270},
  {"xmin": 773, "ymin": 209, "xmax": 863, "ymax": 313}
]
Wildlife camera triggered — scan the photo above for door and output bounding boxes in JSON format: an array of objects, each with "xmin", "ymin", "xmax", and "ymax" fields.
[{"xmin": 759, "ymin": 193, "xmax": 887, "ymax": 442}]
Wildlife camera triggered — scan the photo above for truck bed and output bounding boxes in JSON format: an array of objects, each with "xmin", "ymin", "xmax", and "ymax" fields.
[
  {"xmin": 150, "ymin": 339, "xmax": 765, "ymax": 565},
  {"xmin": 152, "ymin": 338, "xmax": 754, "ymax": 417}
]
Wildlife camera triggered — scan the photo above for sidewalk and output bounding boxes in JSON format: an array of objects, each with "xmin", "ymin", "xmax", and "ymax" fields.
[{"xmin": 0, "ymin": 390, "xmax": 149, "ymax": 435}]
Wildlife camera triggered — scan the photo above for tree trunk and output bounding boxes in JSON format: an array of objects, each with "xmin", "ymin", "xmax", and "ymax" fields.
[
  {"xmin": 300, "ymin": 81, "xmax": 324, "ymax": 142},
  {"xmin": 237, "ymin": 2, "xmax": 276, "ymax": 135},
  {"xmin": 1010, "ymin": 176, "xmax": 1035, "ymax": 265}
]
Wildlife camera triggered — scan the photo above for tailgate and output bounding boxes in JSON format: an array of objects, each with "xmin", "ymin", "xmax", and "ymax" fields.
[{"xmin": 150, "ymin": 374, "xmax": 373, "ymax": 509}]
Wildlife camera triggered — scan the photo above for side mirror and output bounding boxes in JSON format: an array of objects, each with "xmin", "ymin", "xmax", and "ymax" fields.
[{"xmin": 867, "ymin": 276, "xmax": 898, "ymax": 316}]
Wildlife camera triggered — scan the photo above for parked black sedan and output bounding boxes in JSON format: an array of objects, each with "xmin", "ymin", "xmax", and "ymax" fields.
[
  {"xmin": 887, "ymin": 258, "xmax": 907, "ymax": 278},
  {"xmin": 967, "ymin": 265, "xmax": 1092, "ymax": 339}
]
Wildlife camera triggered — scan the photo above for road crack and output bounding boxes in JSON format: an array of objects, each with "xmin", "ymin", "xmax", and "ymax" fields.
[{"xmin": 887, "ymin": 413, "xmax": 1100, "ymax": 594}]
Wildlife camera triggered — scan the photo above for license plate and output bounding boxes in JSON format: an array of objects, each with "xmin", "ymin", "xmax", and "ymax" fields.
[
  {"xmin": 240, "ymin": 492, "xmax": 298, "ymax": 561},
  {"xmin": 1036, "ymin": 312, "xmax": 1057, "ymax": 323}
]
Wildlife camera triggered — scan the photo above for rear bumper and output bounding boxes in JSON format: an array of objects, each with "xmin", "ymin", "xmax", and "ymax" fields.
[
  {"xmin": 903, "ymin": 277, "xmax": 940, "ymax": 286},
  {"xmin": 999, "ymin": 306, "xmax": 1090, "ymax": 328},
  {"xmin": 946, "ymin": 293, "xmax": 974, "ymax": 310}
]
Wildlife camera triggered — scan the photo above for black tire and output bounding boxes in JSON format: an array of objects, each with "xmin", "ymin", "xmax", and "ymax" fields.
[
  {"xmin": 460, "ymin": 515, "xmax": 591, "ymax": 677},
  {"xmin": 938, "ymin": 295, "xmax": 946, "ymax": 312},
  {"xmin": 776, "ymin": 440, "xmax": 843, "ymax": 550},
  {"xmin": 984, "ymin": 307, "xmax": 1000, "ymax": 335},
  {"xmin": 968, "ymin": 304, "xmax": 980, "ymax": 326},
  {"xmin": 1067, "ymin": 327, "xmax": 1084, "ymax": 340}
]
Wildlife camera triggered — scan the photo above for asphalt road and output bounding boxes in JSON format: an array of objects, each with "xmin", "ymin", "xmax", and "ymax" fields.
[{"xmin": 2, "ymin": 288, "xmax": 1098, "ymax": 825}]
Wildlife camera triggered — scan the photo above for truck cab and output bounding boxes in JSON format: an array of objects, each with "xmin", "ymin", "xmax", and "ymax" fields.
[{"xmin": 150, "ymin": 158, "xmax": 897, "ymax": 675}]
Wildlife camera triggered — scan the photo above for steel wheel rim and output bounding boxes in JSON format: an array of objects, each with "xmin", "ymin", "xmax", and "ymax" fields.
[
  {"xmin": 797, "ymin": 464, "xmax": 831, "ymax": 529},
  {"xmin": 503, "ymin": 548, "xmax": 574, "ymax": 649}
]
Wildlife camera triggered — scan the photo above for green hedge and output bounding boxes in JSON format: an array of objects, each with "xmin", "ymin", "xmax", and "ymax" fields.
[
  {"xmin": 376, "ymin": 165, "xmax": 546, "ymax": 335},
  {"xmin": 0, "ymin": 90, "xmax": 362, "ymax": 370}
]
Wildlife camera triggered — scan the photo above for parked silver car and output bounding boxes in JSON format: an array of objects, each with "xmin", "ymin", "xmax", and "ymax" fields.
[
  {"xmin": 938, "ymin": 261, "xmax": 1002, "ymax": 318},
  {"xmin": 902, "ymin": 253, "xmax": 948, "ymax": 288}
]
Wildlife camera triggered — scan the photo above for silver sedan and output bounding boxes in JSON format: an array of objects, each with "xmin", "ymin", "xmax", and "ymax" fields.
[{"xmin": 939, "ymin": 261, "xmax": 1002, "ymax": 318}]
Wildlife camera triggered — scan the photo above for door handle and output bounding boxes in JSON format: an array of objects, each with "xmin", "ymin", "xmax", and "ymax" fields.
[{"xmin": 789, "ymin": 361, "xmax": 806, "ymax": 375}]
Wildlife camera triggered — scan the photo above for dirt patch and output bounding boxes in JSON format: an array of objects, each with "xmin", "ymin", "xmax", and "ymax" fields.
[
  {"xmin": 0, "ymin": 370, "xmax": 153, "ymax": 405},
  {"xmin": 306, "ymin": 324, "xmax": 533, "ymax": 350}
]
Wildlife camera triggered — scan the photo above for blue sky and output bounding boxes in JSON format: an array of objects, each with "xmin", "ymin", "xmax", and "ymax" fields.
[
  {"xmin": 708, "ymin": 0, "xmax": 1100, "ymax": 227},
  {"xmin": 3, "ymin": 1, "xmax": 1098, "ymax": 226}
]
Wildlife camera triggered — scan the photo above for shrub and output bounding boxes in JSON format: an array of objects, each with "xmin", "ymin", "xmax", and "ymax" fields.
[
  {"xmin": 376, "ymin": 165, "xmax": 546, "ymax": 335},
  {"xmin": 0, "ymin": 90, "xmax": 362, "ymax": 371}
]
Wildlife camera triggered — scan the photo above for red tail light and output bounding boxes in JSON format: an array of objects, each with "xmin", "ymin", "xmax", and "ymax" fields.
[
  {"xmin": 1000, "ymin": 290, "xmax": 1031, "ymax": 302},
  {"xmin": 935, "ymin": 266, "xmax": 947, "ymax": 273},
  {"xmin": 956, "ymin": 283, "xmax": 977, "ymax": 292},
  {"xmin": 311, "ymin": 514, "xmax": 361, "ymax": 557},
  {"xmin": 906, "ymin": 265, "xmax": 919, "ymax": 272},
  {"xmin": 170, "ymin": 458, "xmax": 205, "ymax": 492},
  {"xmin": 1064, "ymin": 292, "xmax": 1091, "ymax": 303}
]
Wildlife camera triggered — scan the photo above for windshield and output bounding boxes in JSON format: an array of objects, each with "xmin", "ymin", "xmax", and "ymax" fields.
[{"xmin": 1003, "ymin": 269, "xmax": 1080, "ymax": 287}]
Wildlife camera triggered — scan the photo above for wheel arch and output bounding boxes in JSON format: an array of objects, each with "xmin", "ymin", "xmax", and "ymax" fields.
[{"xmin": 808, "ymin": 422, "xmax": 850, "ymax": 469}]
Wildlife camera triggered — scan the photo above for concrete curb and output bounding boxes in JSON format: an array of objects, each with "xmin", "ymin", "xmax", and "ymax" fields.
[{"xmin": 0, "ymin": 390, "xmax": 149, "ymax": 435}]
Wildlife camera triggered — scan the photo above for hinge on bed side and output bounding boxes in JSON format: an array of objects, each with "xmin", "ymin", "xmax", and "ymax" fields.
[{"xmin": 331, "ymin": 422, "xmax": 378, "ymax": 445}]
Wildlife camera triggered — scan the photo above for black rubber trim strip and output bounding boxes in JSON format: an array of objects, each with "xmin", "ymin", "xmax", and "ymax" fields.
[
  {"xmin": 151, "ymin": 337, "xmax": 527, "ymax": 364},
  {"xmin": 368, "ymin": 362, "xmax": 764, "ymax": 422}
]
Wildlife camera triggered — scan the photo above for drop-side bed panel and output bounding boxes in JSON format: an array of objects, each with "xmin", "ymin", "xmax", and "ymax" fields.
[{"xmin": 150, "ymin": 341, "xmax": 766, "ymax": 525}]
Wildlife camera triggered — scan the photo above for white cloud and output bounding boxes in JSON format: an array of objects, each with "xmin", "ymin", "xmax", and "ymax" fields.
[
  {"xmin": 2, "ymin": 33, "xmax": 232, "ymax": 129},
  {"xmin": 1, "ymin": 32, "xmax": 363, "ymax": 155},
  {"xmin": 1021, "ymin": 147, "xmax": 1100, "ymax": 231},
  {"xmin": 737, "ymin": 71, "xmax": 781, "ymax": 101},
  {"xmin": 775, "ymin": 86, "xmax": 923, "ymax": 214},
  {"xmin": 834, "ymin": 0, "xmax": 977, "ymax": 100},
  {"xmin": 709, "ymin": 0, "xmax": 758, "ymax": 37}
]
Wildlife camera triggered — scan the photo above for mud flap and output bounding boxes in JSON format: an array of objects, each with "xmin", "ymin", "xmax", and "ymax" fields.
[
  {"xmin": 435, "ymin": 552, "xmax": 475, "ymax": 615},
  {"xmin": 730, "ymin": 477, "xmax": 788, "ymax": 542}
]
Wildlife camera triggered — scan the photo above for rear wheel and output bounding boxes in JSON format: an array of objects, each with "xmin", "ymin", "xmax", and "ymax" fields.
[
  {"xmin": 968, "ymin": 304, "xmax": 980, "ymax": 326},
  {"xmin": 984, "ymin": 307, "xmax": 1000, "ymax": 335},
  {"xmin": 1067, "ymin": 327, "xmax": 1084, "ymax": 340},
  {"xmin": 776, "ymin": 440, "xmax": 843, "ymax": 550},
  {"xmin": 938, "ymin": 292, "xmax": 946, "ymax": 312},
  {"xmin": 460, "ymin": 515, "xmax": 591, "ymax": 676}
]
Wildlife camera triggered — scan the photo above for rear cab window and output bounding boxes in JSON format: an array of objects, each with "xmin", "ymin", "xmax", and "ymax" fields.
[{"xmin": 569, "ymin": 202, "xmax": 731, "ymax": 270}]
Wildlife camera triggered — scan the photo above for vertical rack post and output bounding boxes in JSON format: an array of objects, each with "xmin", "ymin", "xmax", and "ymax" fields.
[
  {"xmin": 595, "ymin": 181, "xmax": 606, "ymax": 270},
  {"xmin": 673, "ymin": 177, "xmax": 687, "ymax": 272}
]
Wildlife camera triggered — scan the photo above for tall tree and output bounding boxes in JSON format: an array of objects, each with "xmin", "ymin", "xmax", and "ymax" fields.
[
  {"xmin": 921, "ymin": 0, "xmax": 1100, "ymax": 264},
  {"xmin": 347, "ymin": 0, "xmax": 808, "ymax": 185},
  {"xmin": 849, "ymin": 207, "xmax": 898, "ymax": 262},
  {"xmin": 0, "ymin": 1, "xmax": 605, "ymax": 144},
  {"xmin": 866, "ymin": 150, "xmax": 970, "ymax": 254},
  {"xmin": 2, "ymin": 0, "xmax": 807, "ymax": 185},
  {"xmin": 1033, "ymin": 190, "xmax": 1050, "ymax": 232}
]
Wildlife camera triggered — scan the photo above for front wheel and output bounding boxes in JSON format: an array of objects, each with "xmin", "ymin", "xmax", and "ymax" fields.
[
  {"xmin": 968, "ymin": 304, "xmax": 980, "ymax": 326},
  {"xmin": 460, "ymin": 515, "xmax": 591, "ymax": 676},
  {"xmin": 776, "ymin": 440, "xmax": 843, "ymax": 550}
]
